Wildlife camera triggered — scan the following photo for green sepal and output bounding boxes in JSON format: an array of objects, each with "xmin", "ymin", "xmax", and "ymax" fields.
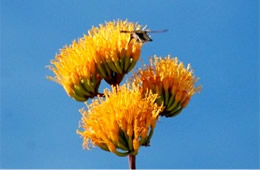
[
  {"xmin": 124, "ymin": 56, "xmax": 130, "ymax": 72},
  {"xmin": 140, "ymin": 126, "xmax": 154, "ymax": 147},
  {"xmin": 118, "ymin": 49, "xmax": 126, "ymax": 72},
  {"xmin": 169, "ymin": 104, "xmax": 181, "ymax": 113},
  {"xmin": 118, "ymin": 128, "xmax": 130, "ymax": 151},
  {"xmin": 102, "ymin": 62, "xmax": 111, "ymax": 76},
  {"xmin": 166, "ymin": 107, "xmax": 183, "ymax": 117},
  {"xmin": 72, "ymin": 93, "xmax": 87, "ymax": 102},
  {"xmin": 115, "ymin": 142, "xmax": 129, "ymax": 151},
  {"xmin": 107, "ymin": 61, "xmax": 118, "ymax": 73},
  {"xmin": 86, "ymin": 79, "xmax": 95, "ymax": 93},
  {"xmin": 166, "ymin": 100, "xmax": 179, "ymax": 112},
  {"xmin": 122, "ymin": 130, "xmax": 132, "ymax": 152},
  {"xmin": 74, "ymin": 84, "xmax": 92, "ymax": 97},
  {"xmin": 119, "ymin": 58, "xmax": 124, "ymax": 70},
  {"xmin": 127, "ymin": 133, "xmax": 133, "ymax": 152},
  {"xmin": 114, "ymin": 60, "xmax": 123, "ymax": 74},
  {"xmin": 81, "ymin": 79, "xmax": 94, "ymax": 94},
  {"xmin": 156, "ymin": 95, "xmax": 164, "ymax": 105},
  {"xmin": 90, "ymin": 74, "xmax": 97, "ymax": 85},
  {"xmin": 164, "ymin": 89, "xmax": 169, "ymax": 106},
  {"xmin": 126, "ymin": 60, "xmax": 137, "ymax": 73},
  {"xmin": 99, "ymin": 143, "xmax": 129, "ymax": 157},
  {"xmin": 167, "ymin": 94, "xmax": 175, "ymax": 108},
  {"xmin": 114, "ymin": 150, "xmax": 129, "ymax": 157},
  {"xmin": 97, "ymin": 64, "xmax": 107, "ymax": 78}
]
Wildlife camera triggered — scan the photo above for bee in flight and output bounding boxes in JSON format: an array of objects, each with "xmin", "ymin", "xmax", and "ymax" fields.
[{"xmin": 120, "ymin": 29, "xmax": 168, "ymax": 44}]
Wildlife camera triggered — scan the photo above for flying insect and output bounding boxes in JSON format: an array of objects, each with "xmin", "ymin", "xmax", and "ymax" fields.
[{"xmin": 120, "ymin": 29, "xmax": 168, "ymax": 44}]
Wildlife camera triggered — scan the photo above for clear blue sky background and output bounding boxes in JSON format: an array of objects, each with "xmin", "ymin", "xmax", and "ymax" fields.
[{"xmin": 1, "ymin": 0, "xmax": 259, "ymax": 169}]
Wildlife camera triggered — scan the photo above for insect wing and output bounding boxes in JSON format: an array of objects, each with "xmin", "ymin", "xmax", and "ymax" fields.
[{"xmin": 147, "ymin": 29, "xmax": 168, "ymax": 33}]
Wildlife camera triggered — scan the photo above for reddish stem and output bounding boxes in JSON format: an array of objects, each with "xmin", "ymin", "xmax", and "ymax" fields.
[{"xmin": 128, "ymin": 154, "xmax": 136, "ymax": 169}]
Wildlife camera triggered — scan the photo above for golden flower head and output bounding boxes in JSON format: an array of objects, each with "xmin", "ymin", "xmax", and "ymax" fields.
[
  {"xmin": 132, "ymin": 55, "xmax": 201, "ymax": 117},
  {"xmin": 47, "ymin": 36, "xmax": 102, "ymax": 102},
  {"xmin": 77, "ymin": 83, "xmax": 163, "ymax": 157},
  {"xmin": 89, "ymin": 20, "xmax": 144, "ymax": 85},
  {"xmin": 47, "ymin": 19, "xmax": 146, "ymax": 101}
]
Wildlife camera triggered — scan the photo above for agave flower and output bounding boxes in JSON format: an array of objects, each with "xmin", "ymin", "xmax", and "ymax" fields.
[
  {"xmin": 47, "ymin": 19, "xmax": 146, "ymax": 101},
  {"xmin": 47, "ymin": 36, "xmax": 101, "ymax": 102},
  {"xmin": 89, "ymin": 20, "xmax": 144, "ymax": 85},
  {"xmin": 132, "ymin": 55, "xmax": 201, "ymax": 117},
  {"xmin": 77, "ymin": 84, "xmax": 163, "ymax": 158}
]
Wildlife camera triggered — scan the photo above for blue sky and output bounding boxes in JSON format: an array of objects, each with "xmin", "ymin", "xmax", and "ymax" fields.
[{"xmin": 1, "ymin": 0, "xmax": 259, "ymax": 168}]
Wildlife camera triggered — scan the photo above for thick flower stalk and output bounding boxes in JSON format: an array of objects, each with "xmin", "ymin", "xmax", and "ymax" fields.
[
  {"xmin": 77, "ymin": 84, "xmax": 163, "ymax": 157},
  {"xmin": 89, "ymin": 20, "xmax": 144, "ymax": 85},
  {"xmin": 47, "ymin": 37, "xmax": 101, "ymax": 102},
  {"xmin": 132, "ymin": 55, "xmax": 201, "ymax": 117}
]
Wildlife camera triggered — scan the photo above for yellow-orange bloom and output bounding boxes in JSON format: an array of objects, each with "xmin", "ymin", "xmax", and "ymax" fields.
[
  {"xmin": 47, "ymin": 36, "xmax": 101, "ymax": 102},
  {"xmin": 89, "ymin": 20, "xmax": 144, "ymax": 85},
  {"xmin": 47, "ymin": 19, "xmax": 146, "ymax": 101},
  {"xmin": 133, "ymin": 55, "xmax": 201, "ymax": 117},
  {"xmin": 77, "ymin": 84, "xmax": 163, "ymax": 156}
]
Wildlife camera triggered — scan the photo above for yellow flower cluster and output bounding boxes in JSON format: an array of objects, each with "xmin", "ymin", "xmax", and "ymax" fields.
[
  {"xmin": 48, "ymin": 19, "xmax": 201, "ymax": 161},
  {"xmin": 48, "ymin": 20, "xmax": 144, "ymax": 101},
  {"xmin": 77, "ymin": 84, "xmax": 163, "ymax": 156},
  {"xmin": 89, "ymin": 20, "xmax": 143, "ymax": 85},
  {"xmin": 133, "ymin": 55, "xmax": 201, "ymax": 117},
  {"xmin": 48, "ymin": 37, "xmax": 101, "ymax": 102}
]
